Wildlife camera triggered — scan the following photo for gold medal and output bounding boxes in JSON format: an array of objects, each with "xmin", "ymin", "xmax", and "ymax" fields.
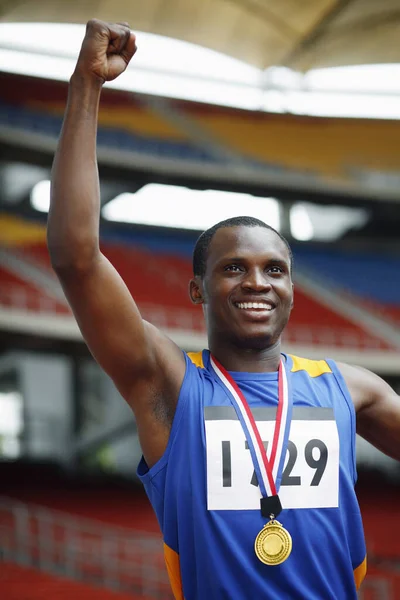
[{"xmin": 254, "ymin": 520, "xmax": 292, "ymax": 565}]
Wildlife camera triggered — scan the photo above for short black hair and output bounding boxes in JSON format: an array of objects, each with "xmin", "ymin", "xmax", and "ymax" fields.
[{"xmin": 192, "ymin": 216, "xmax": 293, "ymax": 278}]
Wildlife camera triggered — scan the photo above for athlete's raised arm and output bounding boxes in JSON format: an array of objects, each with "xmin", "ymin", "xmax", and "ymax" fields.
[
  {"xmin": 339, "ymin": 362, "xmax": 400, "ymax": 460},
  {"xmin": 47, "ymin": 19, "xmax": 186, "ymax": 467}
]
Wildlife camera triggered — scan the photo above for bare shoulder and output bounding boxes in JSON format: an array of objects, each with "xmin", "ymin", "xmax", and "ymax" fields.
[{"xmin": 336, "ymin": 361, "xmax": 398, "ymax": 413}]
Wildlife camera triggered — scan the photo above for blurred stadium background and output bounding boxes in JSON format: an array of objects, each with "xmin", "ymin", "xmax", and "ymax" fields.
[{"xmin": 0, "ymin": 1, "xmax": 400, "ymax": 599}]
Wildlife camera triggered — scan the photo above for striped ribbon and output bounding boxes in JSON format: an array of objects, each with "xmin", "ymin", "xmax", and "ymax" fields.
[{"xmin": 210, "ymin": 355, "xmax": 293, "ymax": 500}]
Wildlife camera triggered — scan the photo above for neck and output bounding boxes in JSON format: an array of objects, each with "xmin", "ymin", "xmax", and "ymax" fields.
[{"xmin": 209, "ymin": 338, "xmax": 282, "ymax": 372}]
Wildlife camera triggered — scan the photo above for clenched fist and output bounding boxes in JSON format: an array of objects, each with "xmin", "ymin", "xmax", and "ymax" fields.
[{"xmin": 74, "ymin": 19, "xmax": 137, "ymax": 84}]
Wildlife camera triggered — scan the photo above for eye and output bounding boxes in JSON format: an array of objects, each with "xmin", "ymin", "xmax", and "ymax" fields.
[
  {"xmin": 224, "ymin": 264, "xmax": 243, "ymax": 272},
  {"xmin": 267, "ymin": 266, "xmax": 284, "ymax": 274}
]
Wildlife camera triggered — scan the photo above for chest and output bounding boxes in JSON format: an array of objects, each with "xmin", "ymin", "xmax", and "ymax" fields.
[{"xmin": 203, "ymin": 374, "xmax": 349, "ymax": 512}]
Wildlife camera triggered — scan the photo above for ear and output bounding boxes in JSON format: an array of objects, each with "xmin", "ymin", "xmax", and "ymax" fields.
[
  {"xmin": 290, "ymin": 283, "xmax": 294, "ymax": 311},
  {"xmin": 189, "ymin": 277, "xmax": 204, "ymax": 304}
]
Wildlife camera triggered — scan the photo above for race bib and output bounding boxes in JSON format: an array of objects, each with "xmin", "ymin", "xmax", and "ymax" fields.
[{"xmin": 205, "ymin": 406, "xmax": 339, "ymax": 511}]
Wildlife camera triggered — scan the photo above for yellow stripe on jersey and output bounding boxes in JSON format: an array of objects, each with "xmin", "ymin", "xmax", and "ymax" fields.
[
  {"xmin": 353, "ymin": 556, "xmax": 367, "ymax": 590},
  {"xmin": 187, "ymin": 351, "xmax": 204, "ymax": 369},
  {"xmin": 163, "ymin": 543, "xmax": 184, "ymax": 600},
  {"xmin": 290, "ymin": 355, "xmax": 332, "ymax": 378}
]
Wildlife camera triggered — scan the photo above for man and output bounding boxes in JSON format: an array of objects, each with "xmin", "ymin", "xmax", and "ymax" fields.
[{"xmin": 47, "ymin": 19, "xmax": 400, "ymax": 600}]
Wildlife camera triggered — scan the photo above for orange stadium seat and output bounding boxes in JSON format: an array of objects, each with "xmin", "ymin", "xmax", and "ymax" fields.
[{"xmin": 168, "ymin": 99, "xmax": 400, "ymax": 181}]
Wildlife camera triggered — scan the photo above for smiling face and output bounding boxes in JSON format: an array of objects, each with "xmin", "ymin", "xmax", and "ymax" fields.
[{"xmin": 190, "ymin": 225, "xmax": 294, "ymax": 351}]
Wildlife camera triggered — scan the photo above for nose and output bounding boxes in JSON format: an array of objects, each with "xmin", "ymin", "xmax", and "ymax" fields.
[{"xmin": 242, "ymin": 268, "xmax": 271, "ymax": 292}]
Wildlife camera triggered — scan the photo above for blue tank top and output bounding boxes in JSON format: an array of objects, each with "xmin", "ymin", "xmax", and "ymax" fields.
[{"xmin": 137, "ymin": 351, "xmax": 367, "ymax": 600}]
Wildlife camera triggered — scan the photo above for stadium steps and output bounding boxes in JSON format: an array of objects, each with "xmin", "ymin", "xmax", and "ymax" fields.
[
  {"xmin": 359, "ymin": 298, "xmax": 400, "ymax": 328},
  {"xmin": 143, "ymin": 94, "xmax": 252, "ymax": 168},
  {"xmin": 294, "ymin": 269, "xmax": 400, "ymax": 350},
  {"xmin": 0, "ymin": 263, "xmax": 69, "ymax": 315},
  {"xmin": 284, "ymin": 282, "xmax": 393, "ymax": 351},
  {"xmin": 0, "ymin": 245, "xmax": 68, "ymax": 306}
]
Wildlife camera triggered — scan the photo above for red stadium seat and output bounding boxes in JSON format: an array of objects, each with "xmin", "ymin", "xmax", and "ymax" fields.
[{"xmin": 0, "ymin": 563, "xmax": 153, "ymax": 600}]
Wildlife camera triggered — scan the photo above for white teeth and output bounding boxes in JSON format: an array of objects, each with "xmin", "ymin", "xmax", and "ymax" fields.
[{"xmin": 236, "ymin": 302, "xmax": 272, "ymax": 310}]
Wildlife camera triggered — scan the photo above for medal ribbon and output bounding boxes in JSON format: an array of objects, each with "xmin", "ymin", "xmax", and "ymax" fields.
[{"xmin": 210, "ymin": 355, "xmax": 292, "ymax": 500}]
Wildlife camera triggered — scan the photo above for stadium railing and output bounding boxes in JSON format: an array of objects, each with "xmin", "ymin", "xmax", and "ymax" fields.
[
  {"xmin": 0, "ymin": 495, "xmax": 173, "ymax": 599},
  {"xmin": 0, "ymin": 496, "xmax": 398, "ymax": 599}
]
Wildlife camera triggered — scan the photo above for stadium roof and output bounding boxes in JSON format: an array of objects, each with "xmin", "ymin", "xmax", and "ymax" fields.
[{"xmin": 0, "ymin": 0, "xmax": 400, "ymax": 72}]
